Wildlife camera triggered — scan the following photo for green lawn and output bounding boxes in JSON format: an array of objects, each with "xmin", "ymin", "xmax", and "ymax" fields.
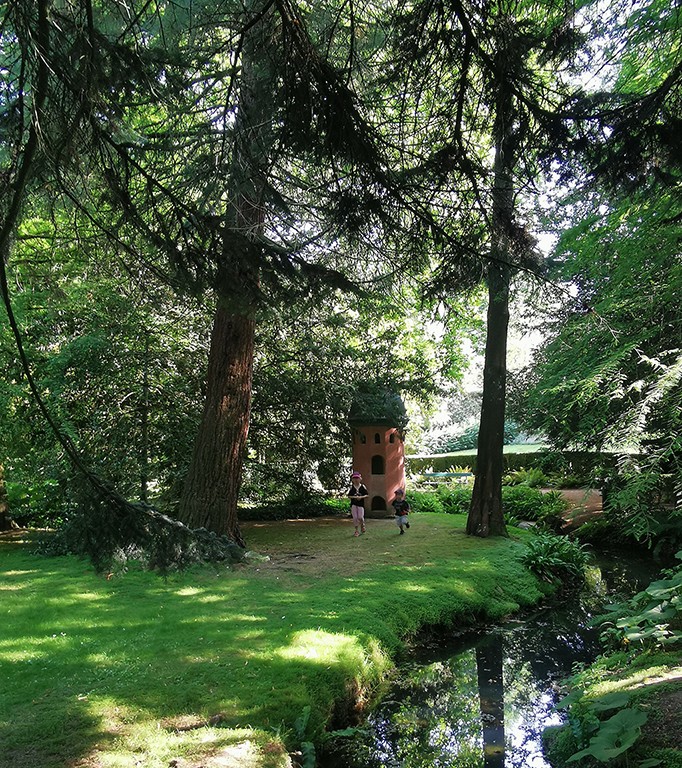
[
  {"xmin": 407, "ymin": 443, "xmax": 547, "ymax": 459},
  {"xmin": 0, "ymin": 514, "xmax": 547, "ymax": 768}
]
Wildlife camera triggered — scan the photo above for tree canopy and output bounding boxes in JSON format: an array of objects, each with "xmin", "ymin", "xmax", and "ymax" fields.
[{"xmin": 1, "ymin": 0, "xmax": 680, "ymax": 556}]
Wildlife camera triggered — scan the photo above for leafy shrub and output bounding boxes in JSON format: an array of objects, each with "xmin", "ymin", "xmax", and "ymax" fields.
[
  {"xmin": 596, "ymin": 550, "xmax": 682, "ymax": 652},
  {"xmin": 551, "ymin": 473, "xmax": 588, "ymax": 489},
  {"xmin": 6, "ymin": 478, "xmax": 68, "ymax": 528},
  {"xmin": 554, "ymin": 690, "xmax": 651, "ymax": 766},
  {"xmin": 407, "ymin": 453, "xmax": 479, "ymax": 474},
  {"xmin": 503, "ymin": 467, "xmax": 550, "ymax": 488},
  {"xmin": 520, "ymin": 532, "xmax": 590, "ymax": 585},
  {"xmin": 502, "ymin": 486, "xmax": 567, "ymax": 531},
  {"xmin": 574, "ymin": 465, "xmax": 682, "ymax": 557},
  {"xmin": 436, "ymin": 485, "xmax": 471, "ymax": 515},
  {"xmin": 409, "ymin": 485, "xmax": 566, "ymax": 530},
  {"xmin": 535, "ymin": 450, "xmax": 612, "ymax": 487},
  {"xmin": 240, "ymin": 495, "xmax": 349, "ymax": 521},
  {"xmin": 408, "ymin": 491, "xmax": 445, "ymax": 515},
  {"xmin": 447, "ymin": 464, "xmax": 474, "ymax": 476}
]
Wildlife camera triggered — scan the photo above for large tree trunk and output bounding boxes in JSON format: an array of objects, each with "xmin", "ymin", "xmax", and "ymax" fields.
[
  {"xmin": 177, "ymin": 298, "xmax": 255, "ymax": 545},
  {"xmin": 176, "ymin": 18, "xmax": 268, "ymax": 544},
  {"xmin": 467, "ymin": 43, "xmax": 515, "ymax": 538},
  {"xmin": 467, "ymin": 261, "xmax": 510, "ymax": 537}
]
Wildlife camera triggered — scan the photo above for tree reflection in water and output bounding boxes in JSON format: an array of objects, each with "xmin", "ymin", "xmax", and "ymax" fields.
[
  {"xmin": 477, "ymin": 635, "xmax": 505, "ymax": 768},
  {"xmin": 324, "ymin": 605, "xmax": 602, "ymax": 768},
  {"xmin": 320, "ymin": 557, "xmax": 659, "ymax": 768}
]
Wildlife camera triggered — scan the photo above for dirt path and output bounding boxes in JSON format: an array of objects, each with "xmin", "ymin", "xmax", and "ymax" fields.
[{"xmin": 553, "ymin": 488, "xmax": 603, "ymax": 529}]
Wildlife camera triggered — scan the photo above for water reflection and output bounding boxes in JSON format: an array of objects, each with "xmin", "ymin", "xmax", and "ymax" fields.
[
  {"xmin": 323, "ymin": 555, "xmax": 660, "ymax": 768},
  {"xmin": 356, "ymin": 608, "xmax": 600, "ymax": 768}
]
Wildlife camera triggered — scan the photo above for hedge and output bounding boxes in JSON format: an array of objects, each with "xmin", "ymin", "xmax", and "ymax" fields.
[{"xmin": 406, "ymin": 450, "xmax": 621, "ymax": 482}]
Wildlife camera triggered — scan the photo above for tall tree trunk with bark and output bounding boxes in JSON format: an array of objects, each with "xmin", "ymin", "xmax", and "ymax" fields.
[
  {"xmin": 467, "ymin": 260, "xmax": 511, "ymax": 537},
  {"xmin": 467, "ymin": 33, "xmax": 515, "ymax": 538},
  {"xmin": 177, "ymin": 23, "xmax": 269, "ymax": 544},
  {"xmin": 177, "ymin": 295, "xmax": 256, "ymax": 545}
]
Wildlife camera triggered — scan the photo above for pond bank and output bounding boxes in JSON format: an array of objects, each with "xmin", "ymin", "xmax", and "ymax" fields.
[
  {"xmin": 2, "ymin": 515, "xmax": 552, "ymax": 768},
  {"xmin": 319, "ymin": 551, "xmax": 669, "ymax": 768}
]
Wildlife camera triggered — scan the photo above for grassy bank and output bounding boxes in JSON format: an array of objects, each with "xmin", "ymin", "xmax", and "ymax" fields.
[
  {"xmin": 1, "ymin": 513, "xmax": 548, "ymax": 768},
  {"xmin": 543, "ymin": 649, "xmax": 682, "ymax": 768}
]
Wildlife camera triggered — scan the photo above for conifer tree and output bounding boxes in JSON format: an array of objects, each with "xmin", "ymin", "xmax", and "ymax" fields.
[{"xmin": 383, "ymin": 0, "xmax": 584, "ymax": 536}]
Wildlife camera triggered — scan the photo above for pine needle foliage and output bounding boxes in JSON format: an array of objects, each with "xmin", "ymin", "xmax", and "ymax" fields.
[{"xmin": 38, "ymin": 477, "xmax": 244, "ymax": 574}]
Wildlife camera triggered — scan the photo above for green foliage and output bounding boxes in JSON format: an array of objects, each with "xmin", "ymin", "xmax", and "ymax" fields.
[
  {"xmin": 408, "ymin": 449, "xmax": 606, "ymax": 481},
  {"xmin": 572, "ymin": 456, "xmax": 682, "ymax": 558},
  {"xmin": 293, "ymin": 706, "xmax": 316, "ymax": 768},
  {"xmin": 39, "ymin": 479, "xmax": 245, "ymax": 574},
  {"xmin": 239, "ymin": 496, "xmax": 348, "ymax": 521},
  {"xmin": 5, "ymin": 477, "xmax": 65, "ymax": 528},
  {"xmin": 599, "ymin": 456, "xmax": 682, "ymax": 554},
  {"xmin": 567, "ymin": 706, "xmax": 649, "ymax": 764},
  {"xmin": 408, "ymin": 491, "xmax": 445, "ymax": 515},
  {"xmin": 426, "ymin": 425, "xmax": 479, "ymax": 453},
  {"xmin": 503, "ymin": 467, "xmax": 550, "ymax": 488},
  {"xmin": 408, "ymin": 453, "xmax": 480, "ymax": 474},
  {"xmin": 425, "ymin": 421, "xmax": 522, "ymax": 454},
  {"xmin": 348, "ymin": 385, "xmax": 408, "ymax": 428},
  {"xmin": 520, "ymin": 533, "xmax": 589, "ymax": 585},
  {"xmin": 502, "ymin": 486, "xmax": 567, "ymax": 531},
  {"xmin": 436, "ymin": 485, "xmax": 473, "ymax": 515},
  {"xmin": 548, "ymin": 556, "xmax": 682, "ymax": 768},
  {"xmin": 410, "ymin": 484, "xmax": 567, "ymax": 530},
  {"xmin": 512, "ymin": 189, "xmax": 682, "ymax": 551},
  {"xmin": 596, "ymin": 551, "xmax": 682, "ymax": 652},
  {"xmin": 245, "ymin": 290, "xmax": 444, "ymax": 501},
  {"xmin": 1, "ymin": 209, "xmax": 208, "ymax": 520},
  {"xmin": 556, "ymin": 687, "xmax": 666, "ymax": 767}
]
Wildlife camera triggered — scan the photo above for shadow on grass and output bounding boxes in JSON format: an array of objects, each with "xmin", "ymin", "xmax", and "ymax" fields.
[{"xmin": 0, "ymin": 521, "xmax": 542, "ymax": 767}]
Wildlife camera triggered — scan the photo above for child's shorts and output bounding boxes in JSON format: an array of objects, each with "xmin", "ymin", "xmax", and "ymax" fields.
[{"xmin": 395, "ymin": 515, "xmax": 408, "ymax": 527}]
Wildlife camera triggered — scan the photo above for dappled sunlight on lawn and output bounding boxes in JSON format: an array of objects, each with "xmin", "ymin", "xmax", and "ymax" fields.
[
  {"xmin": 1, "ymin": 568, "xmax": 41, "ymax": 578},
  {"xmin": 276, "ymin": 629, "xmax": 364, "ymax": 665},
  {"xmin": 1, "ymin": 516, "xmax": 545, "ymax": 767}
]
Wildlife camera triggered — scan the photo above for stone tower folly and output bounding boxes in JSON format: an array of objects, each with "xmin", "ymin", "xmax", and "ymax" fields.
[{"xmin": 348, "ymin": 389, "xmax": 407, "ymax": 518}]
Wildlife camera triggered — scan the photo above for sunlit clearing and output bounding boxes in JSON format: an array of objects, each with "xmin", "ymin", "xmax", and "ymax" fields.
[
  {"xmin": 2, "ymin": 570, "xmax": 39, "ymax": 577},
  {"xmin": 0, "ymin": 647, "xmax": 41, "ymax": 662},
  {"xmin": 627, "ymin": 666, "xmax": 682, "ymax": 691},
  {"xmin": 277, "ymin": 629, "xmax": 362, "ymax": 664},
  {"xmin": 194, "ymin": 594, "xmax": 228, "ymax": 604},
  {"xmin": 175, "ymin": 586, "xmax": 203, "ymax": 597}
]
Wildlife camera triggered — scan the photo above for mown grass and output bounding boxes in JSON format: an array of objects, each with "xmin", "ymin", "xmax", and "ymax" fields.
[{"xmin": 1, "ymin": 513, "xmax": 548, "ymax": 768}]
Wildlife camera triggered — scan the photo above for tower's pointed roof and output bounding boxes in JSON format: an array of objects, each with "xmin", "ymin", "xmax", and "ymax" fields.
[{"xmin": 348, "ymin": 386, "xmax": 408, "ymax": 428}]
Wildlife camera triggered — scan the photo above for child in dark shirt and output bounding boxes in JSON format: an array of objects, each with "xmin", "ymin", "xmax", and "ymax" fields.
[
  {"xmin": 348, "ymin": 471, "xmax": 368, "ymax": 537},
  {"xmin": 392, "ymin": 488, "xmax": 411, "ymax": 534}
]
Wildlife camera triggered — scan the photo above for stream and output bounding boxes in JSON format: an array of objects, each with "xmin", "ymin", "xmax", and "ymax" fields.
[{"xmin": 321, "ymin": 552, "xmax": 662, "ymax": 768}]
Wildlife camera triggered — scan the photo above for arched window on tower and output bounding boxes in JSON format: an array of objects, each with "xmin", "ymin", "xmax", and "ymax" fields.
[
  {"xmin": 358, "ymin": 431, "xmax": 366, "ymax": 444},
  {"xmin": 371, "ymin": 455, "xmax": 385, "ymax": 475},
  {"xmin": 389, "ymin": 432, "xmax": 396, "ymax": 444},
  {"xmin": 374, "ymin": 432, "xmax": 381, "ymax": 444}
]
